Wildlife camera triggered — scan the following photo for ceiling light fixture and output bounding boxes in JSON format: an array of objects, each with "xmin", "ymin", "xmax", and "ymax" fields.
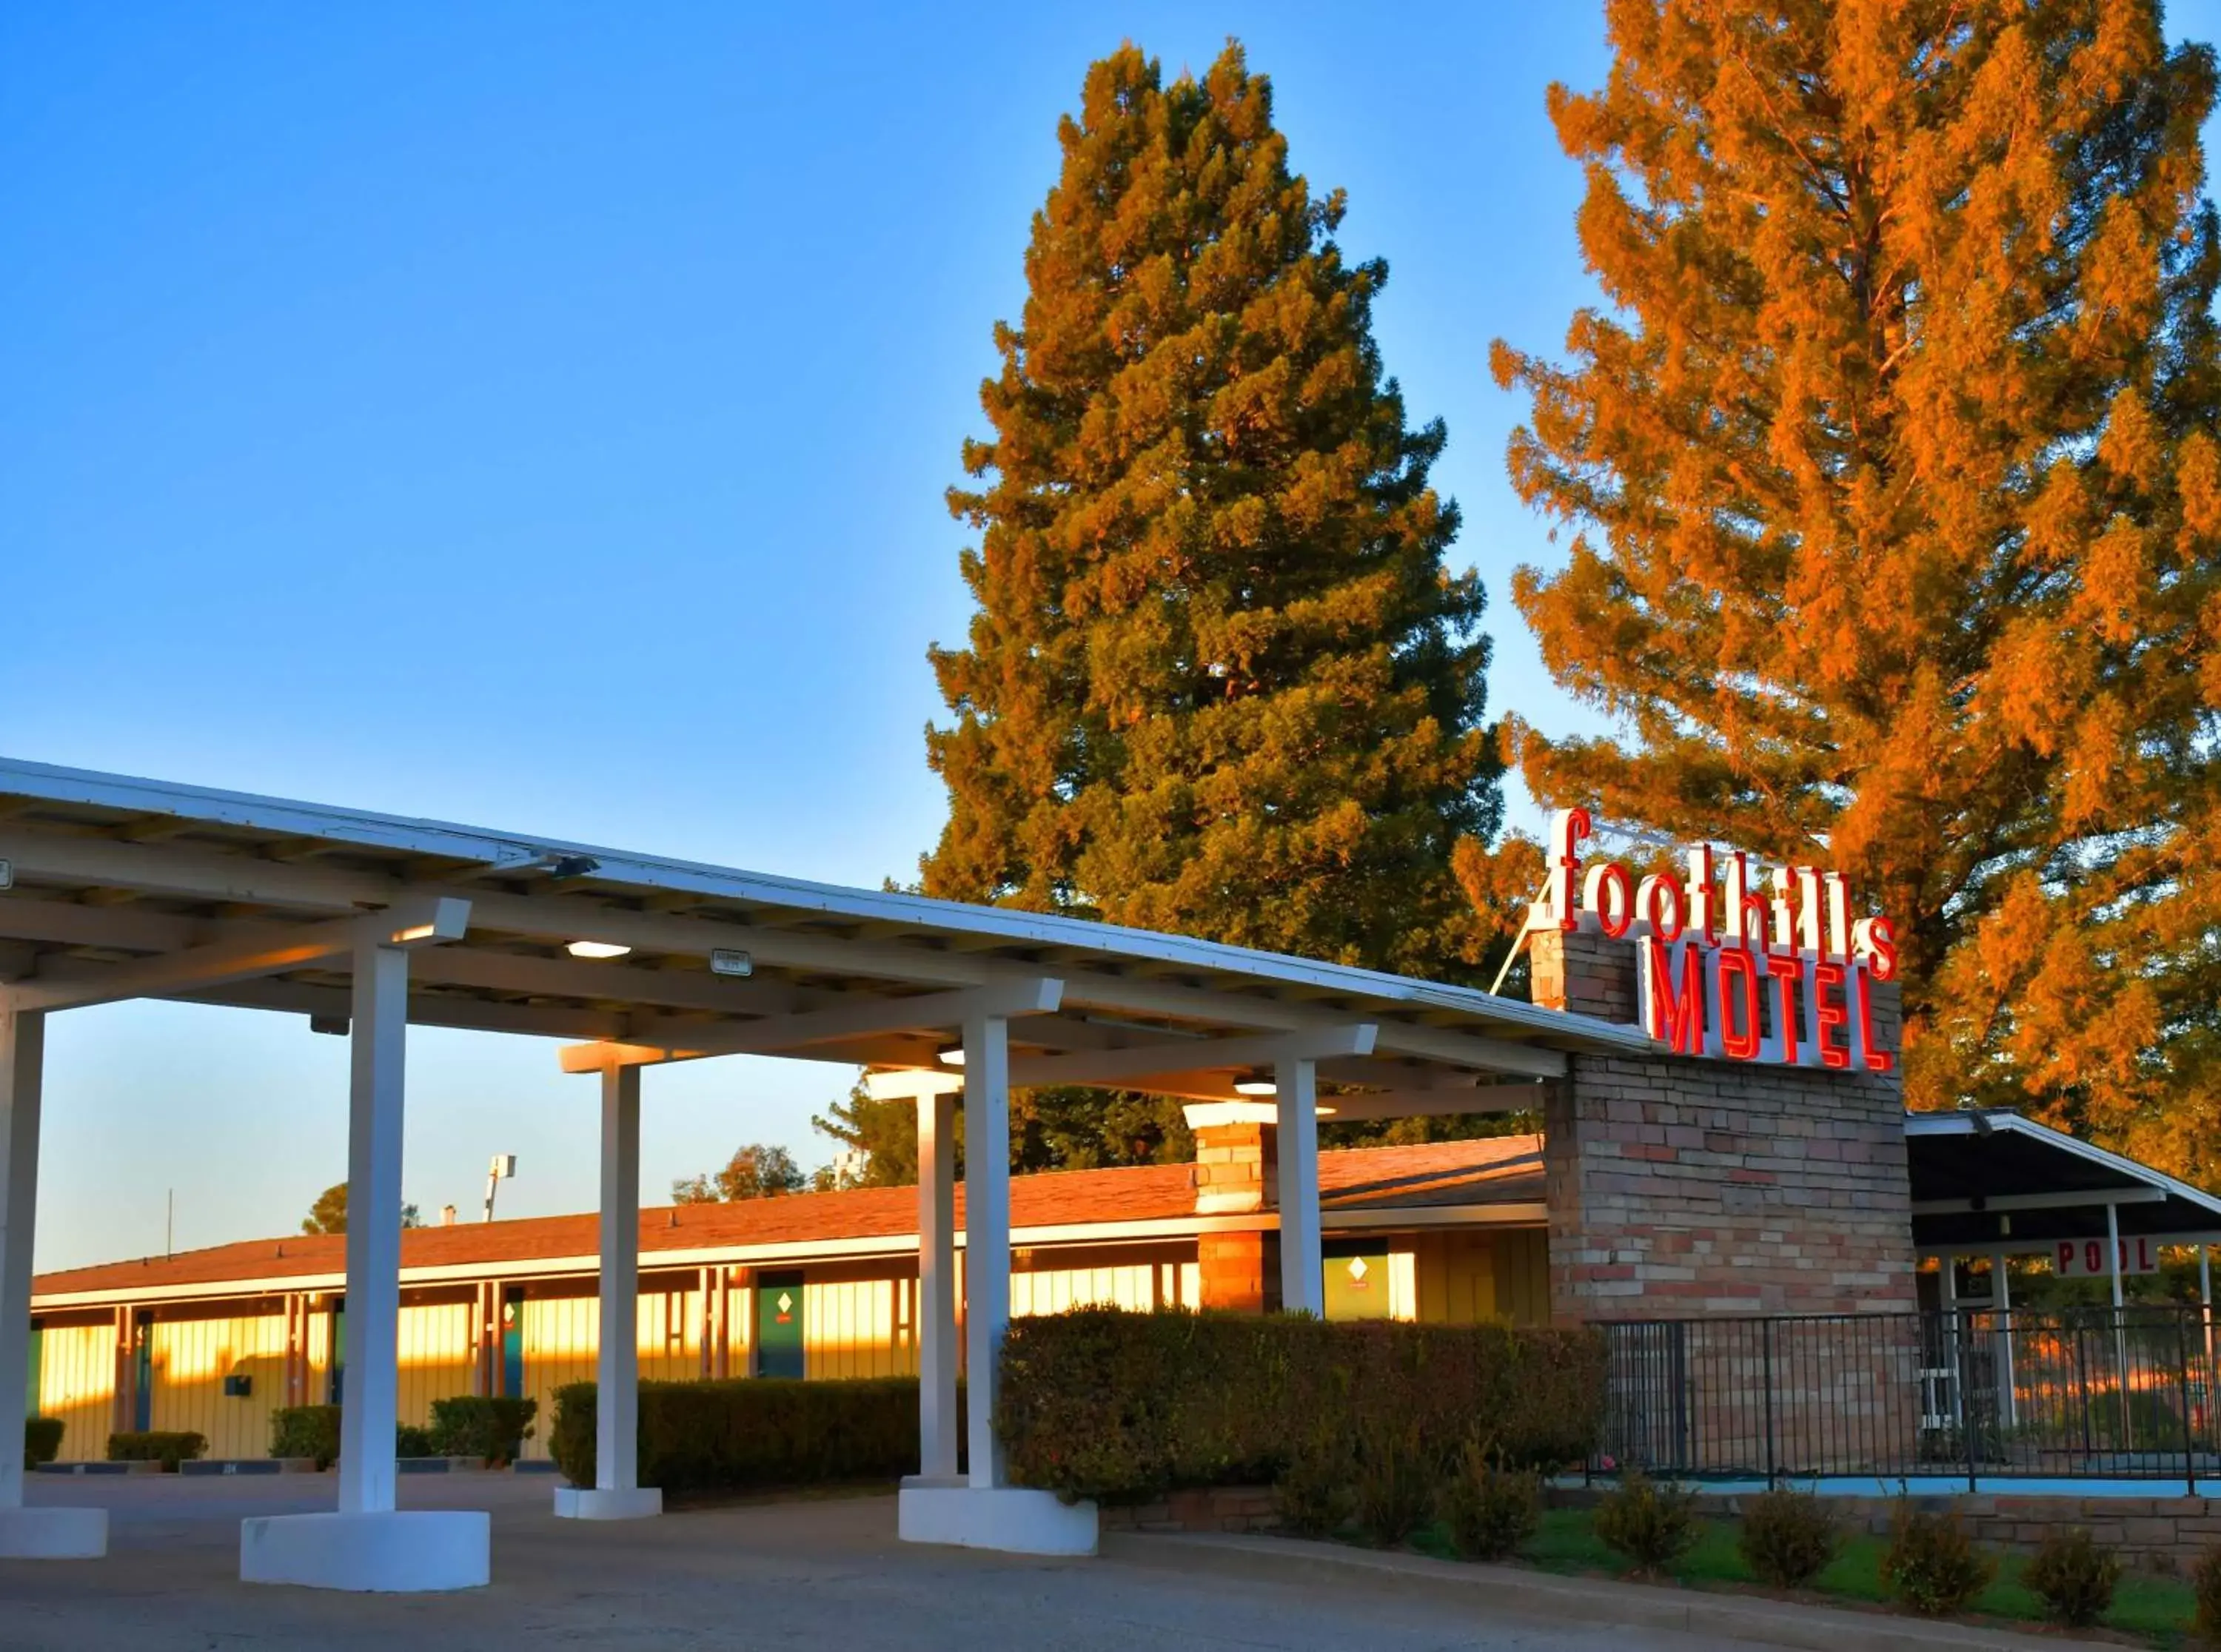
[
  {"xmin": 937, "ymin": 1047, "xmax": 965, "ymax": 1067},
  {"xmin": 1233, "ymin": 1078, "xmax": 1277, "ymax": 1097},
  {"xmin": 566, "ymin": 940, "xmax": 632, "ymax": 961}
]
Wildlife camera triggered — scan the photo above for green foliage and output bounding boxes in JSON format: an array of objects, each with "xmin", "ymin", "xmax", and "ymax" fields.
[
  {"xmin": 1882, "ymin": 1500, "xmax": 1994, "ymax": 1617},
  {"xmin": 1350, "ymin": 1417, "xmax": 1435, "ymax": 1548},
  {"xmin": 1736, "ymin": 1488, "xmax": 1838, "ymax": 1589},
  {"xmin": 810, "ymin": 1076, "xmax": 1198, "ymax": 1187},
  {"xmin": 550, "ymin": 1377, "xmax": 955, "ymax": 1494},
  {"xmin": 1439, "ymin": 1439, "xmax": 1541, "ymax": 1562},
  {"xmin": 671, "ymin": 1144, "xmax": 806, "ymax": 1204},
  {"xmin": 2023, "ymin": 1525, "xmax": 2121, "ymax": 1628},
  {"xmin": 1273, "ymin": 1428, "xmax": 1354, "ymax": 1538},
  {"xmin": 426, "ymin": 1395, "xmax": 537, "ymax": 1466},
  {"xmin": 107, "ymin": 1430, "xmax": 206, "ymax": 1471},
  {"xmin": 270, "ymin": 1406, "xmax": 341, "ymax": 1468},
  {"xmin": 1592, "ymin": 1472, "xmax": 1697, "ymax": 1574},
  {"xmin": 302, "ymin": 1182, "xmax": 347, "ymax": 1235},
  {"xmin": 396, "ymin": 1423, "xmax": 436, "ymax": 1459},
  {"xmin": 23, "ymin": 1416, "xmax": 64, "ymax": 1470},
  {"xmin": 994, "ymin": 1307, "xmax": 1605, "ymax": 1503},
  {"xmin": 922, "ymin": 40, "xmax": 1504, "ymax": 987},
  {"xmin": 2194, "ymin": 1542, "xmax": 2221, "ymax": 1642}
]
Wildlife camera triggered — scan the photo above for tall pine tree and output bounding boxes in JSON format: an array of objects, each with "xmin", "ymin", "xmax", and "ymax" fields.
[
  {"xmin": 1495, "ymin": 1, "xmax": 2221, "ymax": 1172},
  {"xmin": 924, "ymin": 41, "xmax": 1504, "ymax": 981}
]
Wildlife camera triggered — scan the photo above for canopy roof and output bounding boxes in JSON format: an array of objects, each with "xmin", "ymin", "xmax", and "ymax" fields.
[
  {"xmin": 0, "ymin": 758, "xmax": 1648, "ymax": 1105},
  {"xmin": 1908, "ymin": 1109, "xmax": 2221, "ymax": 1255}
]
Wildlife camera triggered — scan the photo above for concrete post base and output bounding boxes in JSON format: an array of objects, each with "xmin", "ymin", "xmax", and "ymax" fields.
[
  {"xmin": 897, "ymin": 1476, "xmax": 1097, "ymax": 1556},
  {"xmin": 0, "ymin": 1506, "xmax": 107, "ymax": 1558},
  {"xmin": 239, "ymin": 1510, "xmax": 490, "ymax": 1591},
  {"xmin": 552, "ymin": 1485, "xmax": 662, "ymax": 1520}
]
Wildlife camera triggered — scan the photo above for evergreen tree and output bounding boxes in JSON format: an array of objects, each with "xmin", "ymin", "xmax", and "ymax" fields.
[
  {"xmin": 923, "ymin": 41, "xmax": 1504, "ymax": 981},
  {"xmin": 1495, "ymin": 1, "xmax": 2221, "ymax": 1171}
]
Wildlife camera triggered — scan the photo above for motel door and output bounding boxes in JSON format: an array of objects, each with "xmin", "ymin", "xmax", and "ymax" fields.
[{"xmin": 756, "ymin": 1272, "xmax": 805, "ymax": 1379}]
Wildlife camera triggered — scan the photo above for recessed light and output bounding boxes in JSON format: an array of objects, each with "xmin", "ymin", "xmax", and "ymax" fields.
[
  {"xmin": 937, "ymin": 1047, "xmax": 965, "ymax": 1067},
  {"xmin": 566, "ymin": 940, "xmax": 632, "ymax": 960},
  {"xmin": 1233, "ymin": 1078, "xmax": 1276, "ymax": 1096}
]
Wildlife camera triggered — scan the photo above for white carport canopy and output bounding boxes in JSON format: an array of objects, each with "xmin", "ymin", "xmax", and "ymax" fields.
[{"xmin": 0, "ymin": 757, "xmax": 1647, "ymax": 1575}]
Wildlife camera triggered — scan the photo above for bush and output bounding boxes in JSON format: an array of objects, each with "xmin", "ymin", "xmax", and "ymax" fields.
[
  {"xmin": 2024, "ymin": 1526, "xmax": 2120, "ymax": 1629},
  {"xmin": 996, "ymin": 1308, "xmax": 1606, "ymax": 1503},
  {"xmin": 24, "ymin": 1416, "xmax": 64, "ymax": 1470},
  {"xmin": 1737, "ymin": 1488, "xmax": 1837, "ymax": 1588},
  {"xmin": 1440, "ymin": 1440, "xmax": 1540, "ymax": 1562},
  {"xmin": 1593, "ymin": 1471, "xmax": 1697, "ymax": 1574},
  {"xmin": 396, "ymin": 1424, "xmax": 437, "ymax": 1459},
  {"xmin": 1350, "ymin": 1418, "xmax": 1435, "ymax": 1548},
  {"xmin": 1273, "ymin": 1429, "xmax": 1354, "ymax": 1538},
  {"xmin": 270, "ymin": 1406, "xmax": 341, "ymax": 1468},
  {"xmin": 551, "ymin": 1377, "xmax": 954, "ymax": 1493},
  {"xmin": 107, "ymin": 1431, "xmax": 207, "ymax": 1471},
  {"xmin": 2194, "ymin": 1542, "xmax": 2221, "ymax": 1645},
  {"xmin": 429, "ymin": 1396, "xmax": 537, "ymax": 1467},
  {"xmin": 1882, "ymin": 1500, "xmax": 1994, "ymax": 1617}
]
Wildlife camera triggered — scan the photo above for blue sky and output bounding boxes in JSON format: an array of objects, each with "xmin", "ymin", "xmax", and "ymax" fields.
[{"xmin": 6, "ymin": 4, "xmax": 2217, "ymax": 1269}]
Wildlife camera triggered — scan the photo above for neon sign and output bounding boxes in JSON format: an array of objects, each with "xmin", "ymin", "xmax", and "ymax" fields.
[{"xmin": 1538, "ymin": 808, "xmax": 1897, "ymax": 1072}]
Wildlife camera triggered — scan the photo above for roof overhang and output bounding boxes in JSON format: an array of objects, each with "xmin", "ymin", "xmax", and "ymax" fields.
[
  {"xmin": 0, "ymin": 758, "xmax": 1652, "ymax": 1104},
  {"xmin": 1908, "ymin": 1109, "xmax": 2221, "ymax": 1255}
]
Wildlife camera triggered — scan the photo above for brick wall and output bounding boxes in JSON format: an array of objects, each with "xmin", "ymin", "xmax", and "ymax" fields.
[{"xmin": 1533, "ymin": 928, "xmax": 1915, "ymax": 1323}]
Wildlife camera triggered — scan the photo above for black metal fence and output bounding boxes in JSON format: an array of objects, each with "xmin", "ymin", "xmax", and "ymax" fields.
[{"xmin": 1594, "ymin": 1307, "xmax": 2220, "ymax": 1488}]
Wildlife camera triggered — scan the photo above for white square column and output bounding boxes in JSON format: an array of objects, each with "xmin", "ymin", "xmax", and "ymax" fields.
[
  {"xmin": 0, "ymin": 1005, "xmax": 105, "ymax": 1558},
  {"xmin": 555, "ymin": 1062, "xmax": 660, "ymax": 1520},
  {"xmin": 917, "ymin": 1087, "xmax": 959, "ymax": 1480},
  {"xmin": 242, "ymin": 939, "xmax": 489, "ymax": 1590},
  {"xmin": 1275, "ymin": 1056, "xmax": 1324, "ymax": 1316},
  {"xmin": 898, "ymin": 1022, "xmax": 1094, "ymax": 1557}
]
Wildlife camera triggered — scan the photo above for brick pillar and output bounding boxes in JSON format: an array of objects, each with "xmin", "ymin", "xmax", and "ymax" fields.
[
  {"xmin": 1185, "ymin": 1103, "xmax": 1282, "ymax": 1313},
  {"xmin": 1532, "ymin": 927, "xmax": 1914, "ymax": 1324}
]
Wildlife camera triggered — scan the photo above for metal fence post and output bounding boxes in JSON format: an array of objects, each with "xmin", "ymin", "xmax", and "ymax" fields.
[
  {"xmin": 1761, "ymin": 1317, "xmax": 1778, "ymax": 1490},
  {"xmin": 1957, "ymin": 1310, "xmax": 1977, "ymax": 1494},
  {"xmin": 2180, "ymin": 1308, "xmax": 2198, "ymax": 1497}
]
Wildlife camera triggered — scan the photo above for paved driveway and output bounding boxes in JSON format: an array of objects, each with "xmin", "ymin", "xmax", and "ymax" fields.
[{"xmin": 4, "ymin": 1474, "xmax": 1764, "ymax": 1651}]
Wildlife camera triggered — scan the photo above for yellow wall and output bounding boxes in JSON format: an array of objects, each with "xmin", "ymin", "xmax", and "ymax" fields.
[
  {"xmin": 517, "ymin": 1275, "xmax": 710, "ymax": 1459},
  {"xmin": 147, "ymin": 1305, "xmax": 291, "ymax": 1460},
  {"xmin": 1411, "ymin": 1229, "xmax": 1551, "ymax": 1326},
  {"xmin": 807, "ymin": 1269, "xmax": 913, "ymax": 1381},
  {"xmin": 35, "ymin": 1317, "xmax": 114, "ymax": 1462},
  {"xmin": 396, "ymin": 1297, "xmax": 475, "ymax": 1429}
]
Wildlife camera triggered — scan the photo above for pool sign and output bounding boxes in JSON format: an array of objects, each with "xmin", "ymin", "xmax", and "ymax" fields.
[
  {"xmin": 1535, "ymin": 807, "xmax": 1898, "ymax": 1072},
  {"xmin": 2055, "ymin": 1235, "xmax": 2160, "ymax": 1278}
]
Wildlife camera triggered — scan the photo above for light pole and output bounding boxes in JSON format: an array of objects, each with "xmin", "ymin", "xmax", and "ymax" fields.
[{"xmin": 483, "ymin": 1153, "xmax": 517, "ymax": 1223}]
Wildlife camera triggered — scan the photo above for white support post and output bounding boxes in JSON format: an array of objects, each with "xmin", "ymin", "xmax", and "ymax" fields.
[
  {"xmin": 1276, "ymin": 1056, "xmax": 1323, "ymax": 1317},
  {"xmin": 897, "ymin": 1024, "xmax": 1093, "ymax": 1557},
  {"xmin": 1989, "ymin": 1251, "xmax": 2017, "ymax": 1428},
  {"xmin": 963, "ymin": 1013, "xmax": 1011, "ymax": 1491},
  {"xmin": 555, "ymin": 1063, "xmax": 659, "ymax": 1519},
  {"xmin": 917, "ymin": 1089, "xmax": 959, "ymax": 1480},
  {"xmin": 2201, "ymin": 1246, "xmax": 2213, "ymax": 1377},
  {"xmin": 241, "ymin": 939, "xmax": 489, "ymax": 1590},
  {"xmin": 2107, "ymin": 1199, "xmax": 2131, "ymax": 1445},
  {"xmin": 0, "ymin": 1005, "xmax": 104, "ymax": 1557}
]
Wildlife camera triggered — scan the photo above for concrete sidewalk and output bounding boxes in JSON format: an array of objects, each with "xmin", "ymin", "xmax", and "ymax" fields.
[{"xmin": 3, "ymin": 1474, "xmax": 1770, "ymax": 1651}]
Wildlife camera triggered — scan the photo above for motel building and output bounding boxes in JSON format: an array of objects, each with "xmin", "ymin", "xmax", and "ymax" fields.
[{"xmin": 4, "ymin": 767, "xmax": 2220, "ymax": 1590}]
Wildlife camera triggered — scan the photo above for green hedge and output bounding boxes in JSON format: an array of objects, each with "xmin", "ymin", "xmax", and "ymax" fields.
[
  {"xmin": 271, "ymin": 1406, "xmax": 341, "ymax": 1468},
  {"xmin": 24, "ymin": 1416, "xmax": 64, "ymax": 1470},
  {"xmin": 995, "ymin": 1309, "xmax": 1607, "ymax": 1502},
  {"xmin": 107, "ymin": 1430, "xmax": 207, "ymax": 1471},
  {"xmin": 552, "ymin": 1377, "xmax": 960, "ymax": 1493},
  {"xmin": 429, "ymin": 1396, "xmax": 537, "ymax": 1466}
]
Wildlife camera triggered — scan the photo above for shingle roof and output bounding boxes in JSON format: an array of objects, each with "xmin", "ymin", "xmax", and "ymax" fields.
[{"xmin": 33, "ymin": 1135, "xmax": 1544, "ymax": 1302}]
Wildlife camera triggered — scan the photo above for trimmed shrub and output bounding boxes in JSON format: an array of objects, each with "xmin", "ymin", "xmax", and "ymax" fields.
[
  {"xmin": 1440, "ymin": 1440, "xmax": 1540, "ymax": 1562},
  {"xmin": 429, "ymin": 1396, "xmax": 537, "ymax": 1467},
  {"xmin": 996, "ymin": 1308, "xmax": 1606, "ymax": 1503},
  {"xmin": 107, "ymin": 1430, "xmax": 207, "ymax": 1471},
  {"xmin": 1881, "ymin": 1500, "xmax": 1993, "ymax": 1617},
  {"xmin": 1350, "ymin": 1417, "xmax": 1436, "ymax": 1548},
  {"xmin": 1592, "ymin": 1471, "xmax": 1697, "ymax": 1574},
  {"xmin": 1273, "ymin": 1429, "xmax": 1354, "ymax": 1538},
  {"xmin": 1737, "ymin": 1488, "xmax": 1837, "ymax": 1588},
  {"xmin": 24, "ymin": 1416, "xmax": 64, "ymax": 1470},
  {"xmin": 2024, "ymin": 1526, "xmax": 2120, "ymax": 1629},
  {"xmin": 396, "ymin": 1424, "xmax": 437, "ymax": 1459},
  {"xmin": 2193, "ymin": 1542, "xmax": 2221, "ymax": 1644},
  {"xmin": 551, "ymin": 1377, "xmax": 954, "ymax": 1493},
  {"xmin": 270, "ymin": 1406, "xmax": 341, "ymax": 1468}
]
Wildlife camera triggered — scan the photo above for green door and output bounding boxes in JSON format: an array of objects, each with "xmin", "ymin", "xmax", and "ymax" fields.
[{"xmin": 756, "ymin": 1272, "xmax": 805, "ymax": 1379}]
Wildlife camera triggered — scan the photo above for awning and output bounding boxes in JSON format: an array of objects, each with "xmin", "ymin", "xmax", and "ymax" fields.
[{"xmin": 1907, "ymin": 1109, "xmax": 2221, "ymax": 1257}]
